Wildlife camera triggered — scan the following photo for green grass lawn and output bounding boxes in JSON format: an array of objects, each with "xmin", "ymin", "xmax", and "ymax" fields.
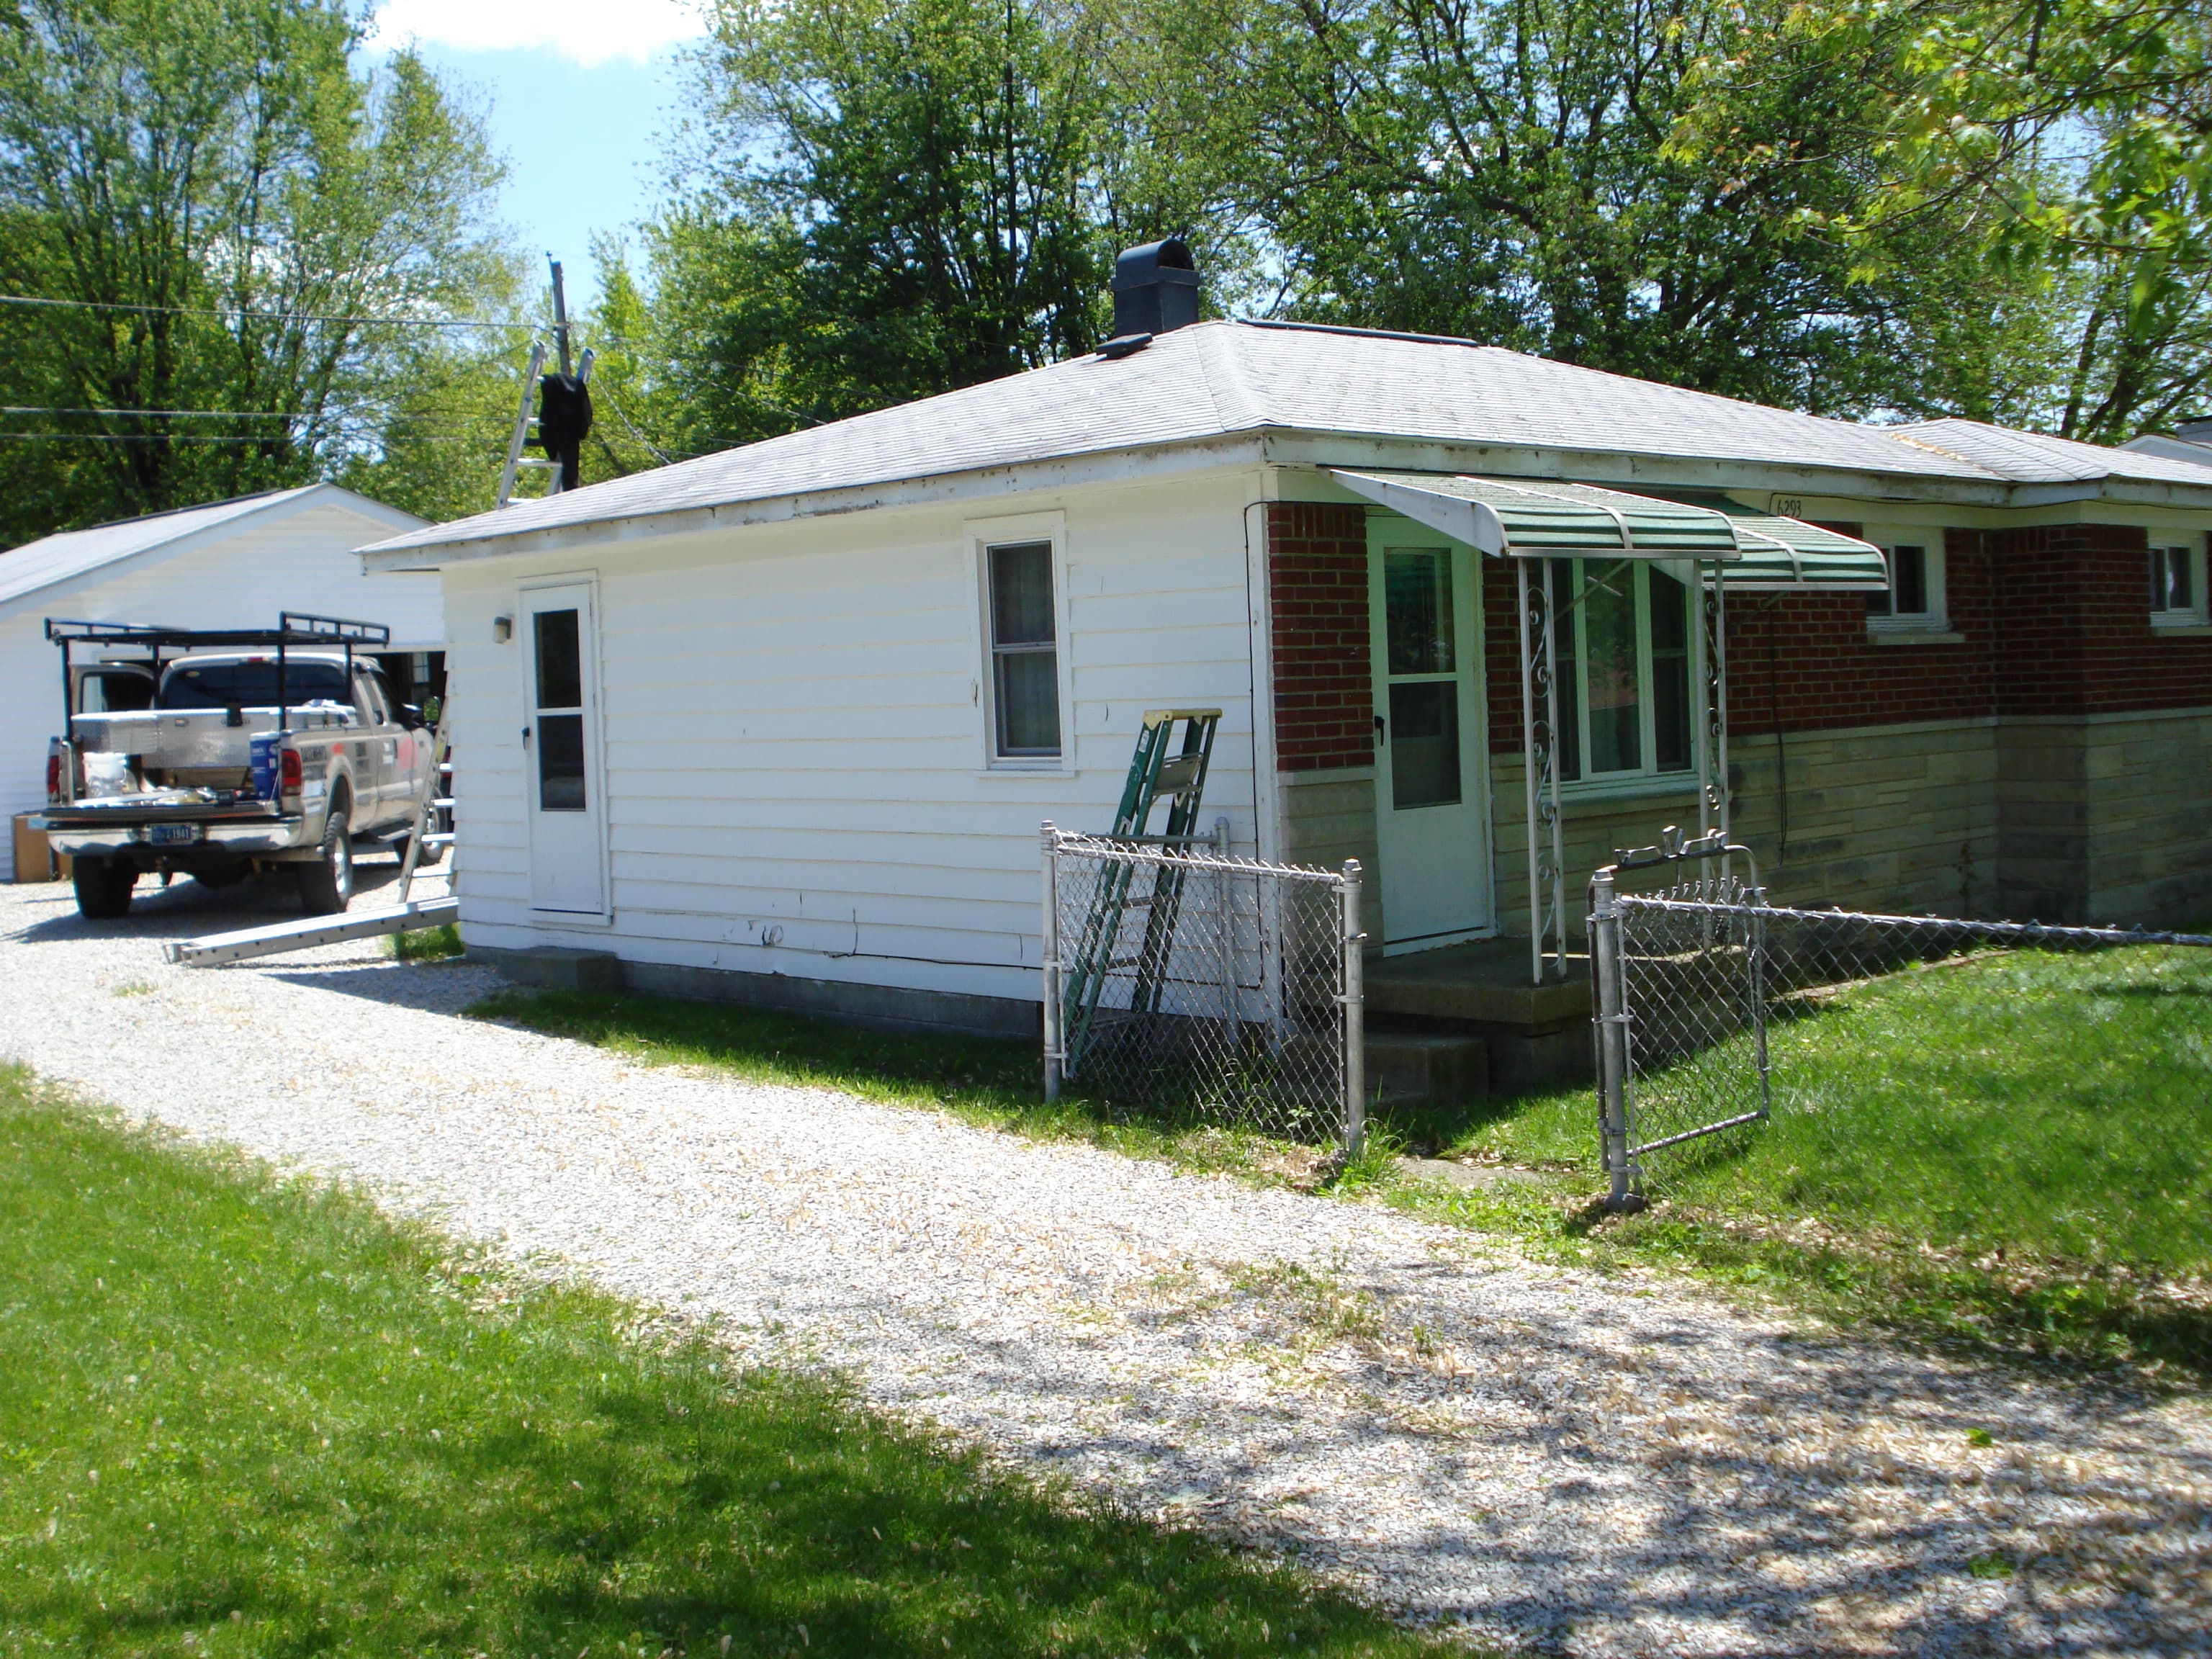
[
  {"xmin": 1429, "ymin": 944, "xmax": 2212, "ymax": 1375},
  {"xmin": 0, "ymin": 1066, "xmax": 1470, "ymax": 1658},
  {"xmin": 470, "ymin": 946, "xmax": 2212, "ymax": 1379}
]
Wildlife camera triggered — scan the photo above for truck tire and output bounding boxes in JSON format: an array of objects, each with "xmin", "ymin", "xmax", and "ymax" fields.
[
  {"xmin": 72, "ymin": 856, "xmax": 136, "ymax": 920},
  {"xmin": 297, "ymin": 794, "xmax": 355, "ymax": 915}
]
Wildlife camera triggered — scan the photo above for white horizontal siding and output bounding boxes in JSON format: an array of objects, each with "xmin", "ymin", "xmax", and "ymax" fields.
[
  {"xmin": 441, "ymin": 469, "xmax": 1261, "ymax": 1010},
  {"xmin": 0, "ymin": 615, "xmax": 58, "ymax": 877}
]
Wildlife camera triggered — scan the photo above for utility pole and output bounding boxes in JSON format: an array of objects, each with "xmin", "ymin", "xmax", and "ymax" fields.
[{"xmin": 495, "ymin": 254, "xmax": 597, "ymax": 508}]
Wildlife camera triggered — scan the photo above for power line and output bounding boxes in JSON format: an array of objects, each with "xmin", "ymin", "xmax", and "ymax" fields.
[
  {"xmin": 0, "ymin": 292, "xmax": 537, "ymax": 331},
  {"xmin": 0, "ymin": 404, "xmax": 516, "ymax": 426}
]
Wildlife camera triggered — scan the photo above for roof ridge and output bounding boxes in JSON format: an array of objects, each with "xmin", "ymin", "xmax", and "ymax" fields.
[
  {"xmin": 1187, "ymin": 320, "xmax": 1260, "ymax": 432},
  {"xmin": 37, "ymin": 483, "xmax": 314, "ymax": 546}
]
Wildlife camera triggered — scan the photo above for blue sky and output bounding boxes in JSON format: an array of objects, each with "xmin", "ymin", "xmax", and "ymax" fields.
[{"xmin": 361, "ymin": 1, "xmax": 713, "ymax": 309}]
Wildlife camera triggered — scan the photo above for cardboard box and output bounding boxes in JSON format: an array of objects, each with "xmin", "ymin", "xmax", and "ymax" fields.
[{"xmin": 12, "ymin": 814, "xmax": 68, "ymax": 883}]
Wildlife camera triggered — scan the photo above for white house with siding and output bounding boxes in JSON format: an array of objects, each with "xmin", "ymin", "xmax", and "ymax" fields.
[
  {"xmin": 1, "ymin": 484, "xmax": 435, "ymax": 880},
  {"xmin": 358, "ymin": 258, "xmax": 2212, "ymax": 1064}
]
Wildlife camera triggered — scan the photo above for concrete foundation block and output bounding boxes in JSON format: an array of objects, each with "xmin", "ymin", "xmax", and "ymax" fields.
[
  {"xmin": 1366, "ymin": 1029, "xmax": 1488, "ymax": 1109},
  {"xmin": 470, "ymin": 944, "xmax": 626, "ymax": 995}
]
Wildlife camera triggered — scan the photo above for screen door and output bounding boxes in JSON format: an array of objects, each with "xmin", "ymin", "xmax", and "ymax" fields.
[
  {"xmin": 523, "ymin": 582, "xmax": 607, "ymax": 914},
  {"xmin": 1370, "ymin": 539, "xmax": 1489, "ymax": 950}
]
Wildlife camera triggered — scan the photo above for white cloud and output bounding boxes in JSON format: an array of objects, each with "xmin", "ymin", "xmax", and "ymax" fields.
[{"xmin": 363, "ymin": 0, "xmax": 709, "ymax": 66}]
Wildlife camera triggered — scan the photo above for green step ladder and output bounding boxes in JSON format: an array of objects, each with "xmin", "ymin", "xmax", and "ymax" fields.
[{"xmin": 1061, "ymin": 709, "xmax": 1222, "ymax": 1075}]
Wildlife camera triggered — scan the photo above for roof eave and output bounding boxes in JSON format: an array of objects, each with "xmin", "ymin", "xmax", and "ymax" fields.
[
  {"xmin": 359, "ymin": 431, "xmax": 1278, "ymax": 570},
  {"xmin": 358, "ymin": 423, "xmax": 2212, "ymax": 575}
]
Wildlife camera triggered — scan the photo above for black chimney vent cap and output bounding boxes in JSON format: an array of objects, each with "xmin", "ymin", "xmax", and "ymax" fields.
[
  {"xmin": 1111, "ymin": 238, "xmax": 1200, "ymax": 338},
  {"xmin": 1112, "ymin": 238, "xmax": 1197, "ymax": 292}
]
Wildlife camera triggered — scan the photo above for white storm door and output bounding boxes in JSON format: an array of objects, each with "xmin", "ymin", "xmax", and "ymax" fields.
[
  {"xmin": 1371, "ymin": 540, "xmax": 1489, "ymax": 953},
  {"xmin": 522, "ymin": 583, "xmax": 608, "ymax": 915}
]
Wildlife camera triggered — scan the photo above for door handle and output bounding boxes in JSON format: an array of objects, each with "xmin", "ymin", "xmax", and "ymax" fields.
[
  {"xmin": 521, "ymin": 725, "xmax": 531, "ymax": 747},
  {"xmin": 1373, "ymin": 714, "xmax": 1386, "ymax": 744}
]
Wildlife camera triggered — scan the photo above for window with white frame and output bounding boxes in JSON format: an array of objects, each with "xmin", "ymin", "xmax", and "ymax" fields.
[
  {"xmin": 1865, "ymin": 539, "xmax": 1946, "ymax": 629},
  {"xmin": 1547, "ymin": 559, "xmax": 1695, "ymax": 786},
  {"xmin": 984, "ymin": 539, "xmax": 1061, "ymax": 760},
  {"xmin": 2149, "ymin": 539, "xmax": 2208, "ymax": 625}
]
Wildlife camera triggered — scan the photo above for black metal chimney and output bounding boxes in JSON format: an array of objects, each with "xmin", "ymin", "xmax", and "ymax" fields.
[{"xmin": 1111, "ymin": 238, "xmax": 1200, "ymax": 338}]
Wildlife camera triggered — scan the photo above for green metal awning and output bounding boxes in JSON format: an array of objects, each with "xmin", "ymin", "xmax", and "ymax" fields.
[
  {"xmin": 1712, "ymin": 511, "xmax": 1889, "ymax": 589},
  {"xmin": 1328, "ymin": 470, "xmax": 1743, "ymax": 559},
  {"xmin": 1327, "ymin": 469, "xmax": 1891, "ymax": 590}
]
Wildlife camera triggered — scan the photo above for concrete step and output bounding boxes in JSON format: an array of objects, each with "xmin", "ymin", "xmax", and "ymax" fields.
[{"xmin": 1365, "ymin": 1028, "xmax": 1488, "ymax": 1108}]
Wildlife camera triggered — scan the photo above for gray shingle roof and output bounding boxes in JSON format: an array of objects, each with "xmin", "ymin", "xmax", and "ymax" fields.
[
  {"xmin": 1888, "ymin": 418, "xmax": 2212, "ymax": 487},
  {"xmin": 361, "ymin": 321, "xmax": 2212, "ymax": 559}
]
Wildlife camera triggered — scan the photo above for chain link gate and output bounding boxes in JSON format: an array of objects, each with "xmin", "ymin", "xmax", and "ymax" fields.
[
  {"xmin": 1591, "ymin": 832, "xmax": 2212, "ymax": 1206},
  {"xmin": 1040, "ymin": 825, "xmax": 1368, "ymax": 1151}
]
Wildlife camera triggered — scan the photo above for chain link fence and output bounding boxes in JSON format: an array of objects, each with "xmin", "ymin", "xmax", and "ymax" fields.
[
  {"xmin": 1591, "ymin": 854, "xmax": 2212, "ymax": 1202},
  {"xmin": 1040, "ymin": 825, "xmax": 1365, "ymax": 1150}
]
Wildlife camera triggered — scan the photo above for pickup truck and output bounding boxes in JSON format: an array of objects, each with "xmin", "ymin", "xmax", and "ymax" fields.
[{"xmin": 38, "ymin": 616, "xmax": 438, "ymax": 920}]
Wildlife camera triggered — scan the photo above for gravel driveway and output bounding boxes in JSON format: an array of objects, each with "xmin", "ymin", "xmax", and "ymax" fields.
[{"xmin": 1, "ymin": 873, "xmax": 2206, "ymax": 1657}]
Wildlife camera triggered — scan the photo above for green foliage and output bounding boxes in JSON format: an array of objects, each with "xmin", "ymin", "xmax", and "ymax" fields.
[
  {"xmin": 639, "ymin": 0, "xmax": 1130, "ymax": 449},
  {"xmin": 0, "ymin": 0, "xmax": 518, "ymax": 544},
  {"xmin": 385, "ymin": 922, "xmax": 464, "ymax": 961},
  {"xmin": 1104, "ymin": 0, "xmax": 2028, "ymax": 416},
  {"xmin": 0, "ymin": 1066, "xmax": 1473, "ymax": 1656},
  {"xmin": 1433, "ymin": 944, "xmax": 2212, "ymax": 1373},
  {"xmin": 1676, "ymin": 0, "xmax": 2212, "ymax": 438}
]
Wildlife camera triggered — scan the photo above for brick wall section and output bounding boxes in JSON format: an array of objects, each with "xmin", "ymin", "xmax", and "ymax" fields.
[
  {"xmin": 1277, "ymin": 509, "xmax": 2212, "ymax": 763},
  {"xmin": 1480, "ymin": 530, "xmax": 2000, "ymax": 749},
  {"xmin": 1987, "ymin": 522, "xmax": 2212, "ymax": 714},
  {"xmin": 1268, "ymin": 502, "xmax": 1374, "ymax": 771}
]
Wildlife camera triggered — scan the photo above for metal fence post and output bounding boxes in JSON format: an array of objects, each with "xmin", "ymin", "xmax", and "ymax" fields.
[
  {"xmin": 1589, "ymin": 870, "xmax": 1642, "ymax": 1210},
  {"xmin": 1213, "ymin": 817, "xmax": 1239, "ymax": 1051},
  {"xmin": 1040, "ymin": 822, "xmax": 1062, "ymax": 1103},
  {"xmin": 1340, "ymin": 858, "xmax": 1366, "ymax": 1156}
]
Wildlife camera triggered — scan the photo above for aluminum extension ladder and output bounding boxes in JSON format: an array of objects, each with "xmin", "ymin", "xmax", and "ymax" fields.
[
  {"xmin": 1059, "ymin": 709, "xmax": 1221, "ymax": 1072},
  {"xmin": 166, "ymin": 703, "xmax": 458, "ymax": 966}
]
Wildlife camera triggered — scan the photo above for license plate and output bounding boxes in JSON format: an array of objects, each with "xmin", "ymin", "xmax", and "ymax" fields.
[{"xmin": 147, "ymin": 823, "xmax": 201, "ymax": 846}]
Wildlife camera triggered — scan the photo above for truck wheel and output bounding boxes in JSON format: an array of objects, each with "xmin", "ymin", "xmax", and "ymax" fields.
[
  {"xmin": 297, "ymin": 797, "xmax": 355, "ymax": 915},
  {"xmin": 72, "ymin": 856, "xmax": 136, "ymax": 920}
]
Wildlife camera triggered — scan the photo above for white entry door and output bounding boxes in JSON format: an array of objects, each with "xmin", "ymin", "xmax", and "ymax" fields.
[
  {"xmin": 523, "ymin": 581, "xmax": 608, "ymax": 915},
  {"xmin": 1370, "ymin": 538, "xmax": 1489, "ymax": 952}
]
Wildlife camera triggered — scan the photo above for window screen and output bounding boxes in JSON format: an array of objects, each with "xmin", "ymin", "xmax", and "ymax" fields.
[{"xmin": 987, "ymin": 541, "xmax": 1060, "ymax": 758}]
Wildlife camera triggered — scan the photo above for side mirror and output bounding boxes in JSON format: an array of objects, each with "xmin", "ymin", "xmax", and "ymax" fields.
[{"xmin": 401, "ymin": 703, "xmax": 426, "ymax": 728}]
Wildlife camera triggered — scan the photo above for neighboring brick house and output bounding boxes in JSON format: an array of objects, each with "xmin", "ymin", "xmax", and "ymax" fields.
[{"xmin": 357, "ymin": 261, "xmax": 2212, "ymax": 1048}]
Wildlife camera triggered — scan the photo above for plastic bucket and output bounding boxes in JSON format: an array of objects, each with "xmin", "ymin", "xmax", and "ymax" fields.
[{"xmin": 249, "ymin": 731, "xmax": 289, "ymax": 801}]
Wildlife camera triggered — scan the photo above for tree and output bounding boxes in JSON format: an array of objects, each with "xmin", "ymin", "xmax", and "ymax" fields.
[
  {"xmin": 649, "ymin": 0, "xmax": 1130, "ymax": 438},
  {"xmin": 1111, "ymin": 0, "xmax": 2043, "ymax": 418},
  {"xmin": 1676, "ymin": 0, "xmax": 2212, "ymax": 439},
  {"xmin": 0, "ymin": 0, "xmax": 513, "ymax": 544}
]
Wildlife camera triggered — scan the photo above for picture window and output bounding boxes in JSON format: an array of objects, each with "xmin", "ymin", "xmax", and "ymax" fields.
[{"xmin": 1547, "ymin": 559, "xmax": 1695, "ymax": 786}]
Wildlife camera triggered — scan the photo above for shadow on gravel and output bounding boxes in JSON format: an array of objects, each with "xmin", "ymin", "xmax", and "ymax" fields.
[{"xmin": 4, "ymin": 855, "xmax": 433, "ymax": 946}]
